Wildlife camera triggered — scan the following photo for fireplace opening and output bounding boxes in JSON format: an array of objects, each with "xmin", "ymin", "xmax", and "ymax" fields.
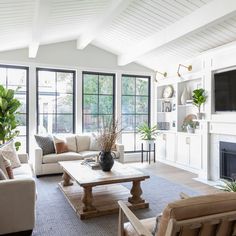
[{"xmin": 220, "ymin": 141, "xmax": 236, "ymax": 180}]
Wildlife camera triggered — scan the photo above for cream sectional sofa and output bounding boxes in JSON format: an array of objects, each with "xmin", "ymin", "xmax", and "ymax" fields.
[
  {"xmin": 0, "ymin": 153, "xmax": 36, "ymax": 235},
  {"xmin": 35, "ymin": 134, "xmax": 124, "ymax": 177}
]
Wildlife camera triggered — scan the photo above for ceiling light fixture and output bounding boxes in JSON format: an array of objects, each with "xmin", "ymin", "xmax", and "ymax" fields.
[
  {"xmin": 155, "ymin": 70, "xmax": 167, "ymax": 82},
  {"xmin": 177, "ymin": 64, "xmax": 192, "ymax": 77}
]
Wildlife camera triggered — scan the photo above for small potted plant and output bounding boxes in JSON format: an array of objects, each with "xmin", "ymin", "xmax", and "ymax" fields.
[
  {"xmin": 192, "ymin": 88, "xmax": 207, "ymax": 120},
  {"xmin": 217, "ymin": 179, "xmax": 236, "ymax": 192},
  {"xmin": 137, "ymin": 122, "xmax": 158, "ymax": 150}
]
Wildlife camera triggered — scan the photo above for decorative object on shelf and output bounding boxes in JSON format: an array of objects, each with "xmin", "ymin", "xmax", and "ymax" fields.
[
  {"xmin": 180, "ymin": 86, "xmax": 188, "ymax": 105},
  {"xmin": 162, "ymin": 101, "xmax": 172, "ymax": 112},
  {"xmin": 157, "ymin": 122, "xmax": 170, "ymax": 130},
  {"xmin": 96, "ymin": 118, "xmax": 122, "ymax": 171},
  {"xmin": 172, "ymin": 103, "xmax": 176, "ymax": 111},
  {"xmin": 177, "ymin": 64, "xmax": 192, "ymax": 77},
  {"xmin": 192, "ymin": 88, "xmax": 207, "ymax": 120},
  {"xmin": 162, "ymin": 85, "xmax": 174, "ymax": 98},
  {"xmin": 137, "ymin": 122, "xmax": 158, "ymax": 150},
  {"xmin": 155, "ymin": 70, "xmax": 167, "ymax": 82},
  {"xmin": 181, "ymin": 114, "xmax": 197, "ymax": 133},
  {"xmin": 0, "ymin": 85, "xmax": 21, "ymax": 150}
]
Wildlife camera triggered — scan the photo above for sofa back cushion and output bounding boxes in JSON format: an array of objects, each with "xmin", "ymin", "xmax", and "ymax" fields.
[
  {"xmin": 65, "ymin": 135, "xmax": 77, "ymax": 152},
  {"xmin": 76, "ymin": 135, "xmax": 90, "ymax": 152},
  {"xmin": 157, "ymin": 192, "xmax": 236, "ymax": 236}
]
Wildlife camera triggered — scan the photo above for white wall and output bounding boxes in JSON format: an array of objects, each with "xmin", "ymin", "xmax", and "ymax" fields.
[{"xmin": 0, "ymin": 40, "xmax": 154, "ymax": 158}]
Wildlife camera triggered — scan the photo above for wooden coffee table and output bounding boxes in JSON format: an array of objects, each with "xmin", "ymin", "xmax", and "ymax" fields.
[{"xmin": 58, "ymin": 160, "xmax": 150, "ymax": 219}]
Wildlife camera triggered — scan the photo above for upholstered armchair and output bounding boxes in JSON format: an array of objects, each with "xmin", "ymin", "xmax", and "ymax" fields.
[{"xmin": 118, "ymin": 192, "xmax": 236, "ymax": 236}]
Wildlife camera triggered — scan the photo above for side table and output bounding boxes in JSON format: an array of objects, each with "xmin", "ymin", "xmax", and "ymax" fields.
[{"xmin": 141, "ymin": 143, "xmax": 156, "ymax": 164}]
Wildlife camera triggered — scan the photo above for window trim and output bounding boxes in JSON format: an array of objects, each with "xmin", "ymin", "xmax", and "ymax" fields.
[
  {"xmin": 82, "ymin": 71, "xmax": 116, "ymax": 132},
  {"xmin": 121, "ymin": 74, "xmax": 151, "ymax": 153},
  {"xmin": 0, "ymin": 64, "xmax": 29, "ymax": 152},
  {"xmin": 36, "ymin": 67, "xmax": 76, "ymax": 134}
]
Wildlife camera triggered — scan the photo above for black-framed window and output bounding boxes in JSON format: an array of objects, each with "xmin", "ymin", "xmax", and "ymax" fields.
[
  {"xmin": 121, "ymin": 75, "xmax": 150, "ymax": 152},
  {"xmin": 36, "ymin": 68, "xmax": 76, "ymax": 134},
  {"xmin": 0, "ymin": 65, "xmax": 29, "ymax": 153},
  {"xmin": 82, "ymin": 72, "xmax": 115, "ymax": 132}
]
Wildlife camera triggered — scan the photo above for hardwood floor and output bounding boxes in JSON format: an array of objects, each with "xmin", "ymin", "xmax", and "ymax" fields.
[{"xmin": 127, "ymin": 161, "xmax": 220, "ymax": 195}]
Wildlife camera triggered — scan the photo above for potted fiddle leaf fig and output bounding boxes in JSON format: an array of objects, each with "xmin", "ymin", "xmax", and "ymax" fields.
[
  {"xmin": 192, "ymin": 88, "xmax": 207, "ymax": 120},
  {"xmin": 0, "ymin": 85, "xmax": 21, "ymax": 150},
  {"xmin": 137, "ymin": 122, "xmax": 158, "ymax": 150}
]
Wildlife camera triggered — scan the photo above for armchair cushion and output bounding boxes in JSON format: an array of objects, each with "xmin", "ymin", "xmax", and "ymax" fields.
[
  {"xmin": 157, "ymin": 192, "xmax": 236, "ymax": 236},
  {"xmin": 13, "ymin": 164, "xmax": 33, "ymax": 179},
  {"xmin": 1, "ymin": 140, "xmax": 21, "ymax": 168}
]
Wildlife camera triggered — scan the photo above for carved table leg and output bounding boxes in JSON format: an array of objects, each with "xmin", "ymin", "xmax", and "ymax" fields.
[
  {"xmin": 82, "ymin": 186, "xmax": 96, "ymax": 212},
  {"xmin": 62, "ymin": 172, "xmax": 73, "ymax": 186},
  {"xmin": 128, "ymin": 180, "xmax": 144, "ymax": 204}
]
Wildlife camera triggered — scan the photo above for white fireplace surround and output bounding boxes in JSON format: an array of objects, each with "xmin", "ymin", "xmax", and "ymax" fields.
[{"xmin": 209, "ymin": 134, "xmax": 236, "ymax": 181}]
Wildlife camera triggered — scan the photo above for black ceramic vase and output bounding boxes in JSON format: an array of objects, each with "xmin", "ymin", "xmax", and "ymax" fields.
[{"xmin": 99, "ymin": 151, "xmax": 115, "ymax": 171}]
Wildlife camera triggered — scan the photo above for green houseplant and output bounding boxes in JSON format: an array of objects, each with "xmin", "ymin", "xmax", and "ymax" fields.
[
  {"xmin": 0, "ymin": 85, "xmax": 21, "ymax": 150},
  {"xmin": 217, "ymin": 180, "xmax": 236, "ymax": 192},
  {"xmin": 137, "ymin": 122, "xmax": 158, "ymax": 150},
  {"xmin": 192, "ymin": 88, "xmax": 207, "ymax": 119}
]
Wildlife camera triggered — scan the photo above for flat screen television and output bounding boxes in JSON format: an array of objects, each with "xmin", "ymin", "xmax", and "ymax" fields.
[{"xmin": 214, "ymin": 69, "xmax": 236, "ymax": 112}]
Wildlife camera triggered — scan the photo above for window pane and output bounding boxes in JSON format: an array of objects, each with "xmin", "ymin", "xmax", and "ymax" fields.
[
  {"xmin": 38, "ymin": 95, "xmax": 56, "ymax": 113},
  {"xmin": 122, "ymin": 96, "xmax": 135, "ymax": 114},
  {"xmin": 57, "ymin": 94, "xmax": 73, "ymax": 113},
  {"xmin": 17, "ymin": 125, "xmax": 27, "ymax": 136},
  {"xmin": 136, "ymin": 78, "xmax": 149, "ymax": 95},
  {"xmin": 122, "ymin": 115, "xmax": 135, "ymax": 131},
  {"xmin": 136, "ymin": 115, "xmax": 149, "ymax": 131},
  {"xmin": 83, "ymin": 95, "xmax": 98, "ymax": 114},
  {"xmin": 99, "ymin": 95, "xmax": 113, "ymax": 114},
  {"xmin": 83, "ymin": 115, "xmax": 98, "ymax": 132},
  {"xmin": 0, "ymin": 68, "xmax": 6, "ymax": 85},
  {"xmin": 38, "ymin": 71, "xmax": 56, "ymax": 92},
  {"xmin": 122, "ymin": 77, "xmax": 135, "ymax": 95},
  {"xmin": 98, "ymin": 115, "xmax": 112, "ymax": 129},
  {"xmin": 99, "ymin": 75, "xmax": 113, "ymax": 94},
  {"xmin": 136, "ymin": 96, "xmax": 148, "ymax": 114},
  {"xmin": 57, "ymin": 72, "xmax": 73, "ymax": 93},
  {"xmin": 83, "ymin": 74, "xmax": 98, "ymax": 94},
  {"xmin": 15, "ymin": 94, "xmax": 27, "ymax": 113},
  {"xmin": 8, "ymin": 68, "xmax": 26, "ymax": 87},
  {"xmin": 38, "ymin": 114, "xmax": 55, "ymax": 134},
  {"xmin": 37, "ymin": 69, "xmax": 75, "ymax": 135},
  {"xmin": 15, "ymin": 136, "xmax": 27, "ymax": 154},
  {"xmin": 56, "ymin": 114, "xmax": 73, "ymax": 133}
]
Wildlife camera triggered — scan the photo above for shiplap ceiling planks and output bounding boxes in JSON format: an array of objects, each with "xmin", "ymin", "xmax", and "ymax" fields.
[{"xmin": 2, "ymin": 0, "xmax": 236, "ymax": 69}]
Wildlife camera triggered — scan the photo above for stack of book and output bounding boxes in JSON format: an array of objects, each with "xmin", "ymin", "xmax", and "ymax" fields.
[{"xmin": 81, "ymin": 158, "xmax": 101, "ymax": 170}]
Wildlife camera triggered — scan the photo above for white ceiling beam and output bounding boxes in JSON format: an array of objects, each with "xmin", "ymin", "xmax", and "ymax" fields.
[
  {"xmin": 76, "ymin": 0, "xmax": 133, "ymax": 50},
  {"xmin": 29, "ymin": 0, "xmax": 51, "ymax": 58},
  {"xmin": 118, "ymin": 0, "xmax": 236, "ymax": 66}
]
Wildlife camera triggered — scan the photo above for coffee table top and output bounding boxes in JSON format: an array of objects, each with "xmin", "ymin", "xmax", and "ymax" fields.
[{"xmin": 59, "ymin": 160, "xmax": 150, "ymax": 187}]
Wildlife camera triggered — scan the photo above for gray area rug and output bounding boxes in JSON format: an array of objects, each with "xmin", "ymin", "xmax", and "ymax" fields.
[{"xmin": 33, "ymin": 173, "xmax": 199, "ymax": 236}]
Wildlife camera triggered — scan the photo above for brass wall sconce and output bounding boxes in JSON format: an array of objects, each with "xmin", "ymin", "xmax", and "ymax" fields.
[
  {"xmin": 155, "ymin": 70, "xmax": 167, "ymax": 82},
  {"xmin": 177, "ymin": 64, "xmax": 192, "ymax": 77}
]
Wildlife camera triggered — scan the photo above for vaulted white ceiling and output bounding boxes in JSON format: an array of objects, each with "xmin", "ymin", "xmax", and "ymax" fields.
[{"xmin": 1, "ymin": 0, "xmax": 236, "ymax": 70}]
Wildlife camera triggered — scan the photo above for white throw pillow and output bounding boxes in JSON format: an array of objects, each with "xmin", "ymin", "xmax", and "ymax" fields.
[
  {"xmin": 89, "ymin": 134, "xmax": 100, "ymax": 151},
  {"xmin": 0, "ymin": 140, "xmax": 21, "ymax": 168}
]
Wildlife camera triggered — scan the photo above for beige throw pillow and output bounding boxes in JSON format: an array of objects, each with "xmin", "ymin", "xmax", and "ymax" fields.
[
  {"xmin": 0, "ymin": 168, "xmax": 7, "ymax": 180},
  {"xmin": 53, "ymin": 136, "xmax": 69, "ymax": 154},
  {"xmin": 0, "ymin": 141, "xmax": 21, "ymax": 168}
]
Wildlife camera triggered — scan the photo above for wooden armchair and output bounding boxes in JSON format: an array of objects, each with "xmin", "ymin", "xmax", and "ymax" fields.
[{"xmin": 118, "ymin": 192, "xmax": 236, "ymax": 236}]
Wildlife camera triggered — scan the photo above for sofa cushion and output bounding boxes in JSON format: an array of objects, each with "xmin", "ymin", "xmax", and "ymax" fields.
[
  {"xmin": 53, "ymin": 136, "xmax": 69, "ymax": 154},
  {"xmin": 124, "ymin": 217, "xmax": 156, "ymax": 236},
  {"xmin": 65, "ymin": 135, "xmax": 77, "ymax": 152},
  {"xmin": 35, "ymin": 135, "xmax": 55, "ymax": 155},
  {"xmin": 79, "ymin": 151, "xmax": 100, "ymax": 158},
  {"xmin": 157, "ymin": 192, "xmax": 236, "ymax": 236},
  {"xmin": 1, "ymin": 140, "xmax": 21, "ymax": 168},
  {"xmin": 89, "ymin": 134, "xmax": 100, "ymax": 151},
  {"xmin": 76, "ymin": 135, "xmax": 90, "ymax": 152},
  {"xmin": 42, "ymin": 152, "xmax": 83, "ymax": 163},
  {"xmin": 13, "ymin": 163, "xmax": 33, "ymax": 178}
]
